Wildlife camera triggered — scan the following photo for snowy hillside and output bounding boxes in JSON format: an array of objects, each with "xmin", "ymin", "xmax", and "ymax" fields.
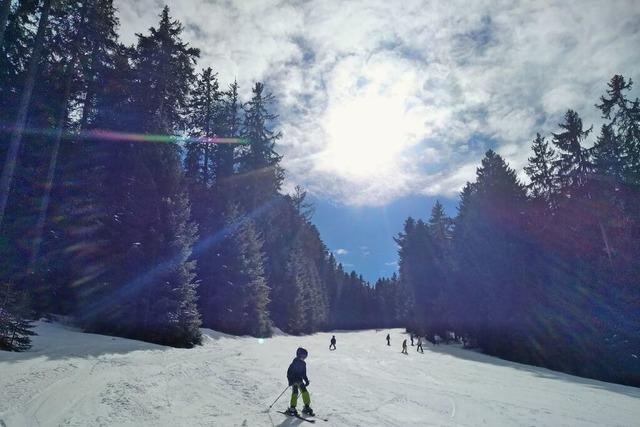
[{"xmin": 1, "ymin": 322, "xmax": 639, "ymax": 427}]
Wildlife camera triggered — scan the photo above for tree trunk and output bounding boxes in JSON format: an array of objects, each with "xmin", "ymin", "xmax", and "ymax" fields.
[
  {"xmin": 598, "ymin": 220, "xmax": 613, "ymax": 265},
  {"xmin": 27, "ymin": 57, "xmax": 75, "ymax": 273},
  {"xmin": 9, "ymin": 323, "xmax": 17, "ymax": 348},
  {"xmin": 0, "ymin": 0, "xmax": 11, "ymax": 50},
  {"xmin": 203, "ymin": 77, "xmax": 211, "ymax": 184},
  {"xmin": 0, "ymin": 0, "xmax": 53, "ymax": 230},
  {"xmin": 27, "ymin": 0, "xmax": 87, "ymax": 270}
]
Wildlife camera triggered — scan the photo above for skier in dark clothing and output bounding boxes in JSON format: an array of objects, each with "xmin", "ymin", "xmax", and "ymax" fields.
[
  {"xmin": 329, "ymin": 335, "xmax": 336, "ymax": 350},
  {"xmin": 285, "ymin": 347, "xmax": 314, "ymax": 417},
  {"xmin": 410, "ymin": 333, "xmax": 414, "ymax": 346},
  {"xmin": 402, "ymin": 339, "xmax": 408, "ymax": 354},
  {"xmin": 386, "ymin": 334, "xmax": 391, "ymax": 346}
]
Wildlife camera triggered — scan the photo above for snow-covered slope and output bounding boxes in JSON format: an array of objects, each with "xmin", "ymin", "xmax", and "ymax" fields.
[{"xmin": 1, "ymin": 322, "xmax": 639, "ymax": 426}]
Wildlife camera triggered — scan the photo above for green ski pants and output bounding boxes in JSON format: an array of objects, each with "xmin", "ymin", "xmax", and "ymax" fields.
[{"xmin": 290, "ymin": 383, "xmax": 311, "ymax": 407}]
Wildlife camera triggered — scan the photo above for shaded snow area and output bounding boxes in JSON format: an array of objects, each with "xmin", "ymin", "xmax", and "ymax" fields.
[{"xmin": 1, "ymin": 322, "xmax": 639, "ymax": 426}]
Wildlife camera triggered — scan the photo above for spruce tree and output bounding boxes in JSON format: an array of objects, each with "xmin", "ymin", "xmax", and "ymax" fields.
[
  {"xmin": 195, "ymin": 81, "xmax": 243, "ymax": 321},
  {"xmin": 79, "ymin": 6, "xmax": 202, "ymax": 347},
  {"xmin": 0, "ymin": 282, "xmax": 36, "ymax": 351},
  {"xmin": 592, "ymin": 124, "xmax": 625, "ymax": 182},
  {"xmin": 210, "ymin": 204, "xmax": 271, "ymax": 337},
  {"xmin": 0, "ymin": 0, "xmax": 12, "ymax": 47},
  {"xmin": 0, "ymin": 0, "xmax": 52, "ymax": 228},
  {"xmin": 426, "ymin": 201, "xmax": 453, "ymax": 334},
  {"xmin": 551, "ymin": 110, "xmax": 593, "ymax": 190},
  {"xmin": 238, "ymin": 81, "xmax": 284, "ymax": 208},
  {"xmin": 524, "ymin": 133, "xmax": 558, "ymax": 201},
  {"xmin": 428, "ymin": 201, "xmax": 449, "ymax": 239},
  {"xmin": 284, "ymin": 235, "xmax": 310, "ymax": 334},
  {"xmin": 596, "ymin": 75, "xmax": 640, "ymax": 185},
  {"xmin": 452, "ymin": 150, "xmax": 528, "ymax": 356},
  {"xmin": 394, "ymin": 217, "xmax": 418, "ymax": 328},
  {"xmin": 216, "ymin": 80, "xmax": 242, "ymax": 180},
  {"xmin": 186, "ymin": 67, "xmax": 221, "ymax": 187}
]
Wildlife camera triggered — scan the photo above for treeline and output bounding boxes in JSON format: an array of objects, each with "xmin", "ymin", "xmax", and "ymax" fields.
[
  {"xmin": 395, "ymin": 75, "xmax": 640, "ymax": 386},
  {"xmin": 0, "ymin": 1, "xmax": 391, "ymax": 349}
]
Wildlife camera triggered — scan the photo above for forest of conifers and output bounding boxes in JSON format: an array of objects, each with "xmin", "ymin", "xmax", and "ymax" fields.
[{"xmin": 1, "ymin": 1, "xmax": 638, "ymax": 387}]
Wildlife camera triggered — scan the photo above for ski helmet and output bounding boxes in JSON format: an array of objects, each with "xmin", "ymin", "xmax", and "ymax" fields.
[{"xmin": 296, "ymin": 347, "xmax": 308, "ymax": 358}]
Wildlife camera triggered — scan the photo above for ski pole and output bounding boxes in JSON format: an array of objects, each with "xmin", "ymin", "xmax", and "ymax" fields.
[{"xmin": 268, "ymin": 385, "xmax": 290, "ymax": 410}]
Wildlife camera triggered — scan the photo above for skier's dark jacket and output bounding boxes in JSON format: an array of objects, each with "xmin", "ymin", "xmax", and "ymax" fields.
[{"xmin": 287, "ymin": 357, "xmax": 309, "ymax": 386}]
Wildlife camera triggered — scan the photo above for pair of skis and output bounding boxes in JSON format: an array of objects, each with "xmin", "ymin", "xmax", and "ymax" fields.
[{"xmin": 276, "ymin": 410, "xmax": 328, "ymax": 423}]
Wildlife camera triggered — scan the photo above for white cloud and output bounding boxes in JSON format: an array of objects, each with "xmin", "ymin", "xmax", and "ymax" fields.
[
  {"xmin": 334, "ymin": 248, "xmax": 349, "ymax": 255},
  {"xmin": 115, "ymin": 0, "xmax": 640, "ymax": 206}
]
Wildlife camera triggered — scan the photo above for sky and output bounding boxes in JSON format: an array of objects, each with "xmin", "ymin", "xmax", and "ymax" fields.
[{"xmin": 114, "ymin": 0, "xmax": 640, "ymax": 282}]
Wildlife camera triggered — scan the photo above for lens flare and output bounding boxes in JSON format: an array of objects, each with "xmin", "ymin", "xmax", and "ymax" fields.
[{"xmin": 0, "ymin": 125, "xmax": 248, "ymax": 145}]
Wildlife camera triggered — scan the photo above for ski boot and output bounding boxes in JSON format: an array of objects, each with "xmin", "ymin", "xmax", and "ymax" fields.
[
  {"xmin": 302, "ymin": 405, "xmax": 315, "ymax": 416},
  {"xmin": 284, "ymin": 407, "xmax": 299, "ymax": 416}
]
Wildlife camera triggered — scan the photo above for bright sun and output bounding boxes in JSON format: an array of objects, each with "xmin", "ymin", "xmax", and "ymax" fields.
[{"xmin": 318, "ymin": 83, "xmax": 424, "ymax": 181}]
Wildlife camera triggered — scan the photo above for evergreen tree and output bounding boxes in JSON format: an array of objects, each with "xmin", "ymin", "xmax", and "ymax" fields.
[
  {"xmin": 76, "ymin": 0, "xmax": 121, "ymax": 129},
  {"xmin": 186, "ymin": 67, "xmax": 221, "ymax": 187},
  {"xmin": 232, "ymin": 207, "xmax": 272, "ymax": 338},
  {"xmin": 592, "ymin": 124, "xmax": 625, "ymax": 182},
  {"xmin": 425, "ymin": 201, "xmax": 453, "ymax": 334},
  {"xmin": 596, "ymin": 75, "xmax": 640, "ymax": 185},
  {"xmin": 452, "ymin": 150, "xmax": 529, "ymax": 356},
  {"xmin": 291, "ymin": 185, "xmax": 315, "ymax": 222},
  {"xmin": 27, "ymin": 0, "xmax": 106, "ymax": 275},
  {"xmin": 216, "ymin": 80, "xmax": 242, "ymax": 180},
  {"xmin": 79, "ymin": 6, "xmax": 202, "ymax": 347},
  {"xmin": 373, "ymin": 274, "xmax": 400, "ymax": 327},
  {"xmin": 238, "ymin": 81, "xmax": 284, "ymax": 207},
  {"xmin": 0, "ymin": 0, "xmax": 40, "ymax": 127},
  {"xmin": 283, "ymin": 234, "xmax": 311, "ymax": 334},
  {"xmin": 551, "ymin": 110, "xmax": 593, "ymax": 190},
  {"xmin": 428, "ymin": 200, "xmax": 451, "ymax": 242},
  {"xmin": 524, "ymin": 133, "xmax": 558, "ymax": 201},
  {"xmin": 394, "ymin": 217, "xmax": 418, "ymax": 328},
  {"xmin": 206, "ymin": 204, "xmax": 271, "ymax": 337},
  {"xmin": 193, "ymin": 80, "xmax": 242, "ymax": 321},
  {"xmin": 133, "ymin": 6, "xmax": 199, "ymax": 132},
  {"xmin": 0, "ymin": 0, "xmax": 12, "ymax": 47},
  {"xmin": 0, "ymin": 0, "xmax": 52, "ymax": 228},
  {"xmin": 0, "ymin": 282, "xmax": 36, "ymax": 351}
]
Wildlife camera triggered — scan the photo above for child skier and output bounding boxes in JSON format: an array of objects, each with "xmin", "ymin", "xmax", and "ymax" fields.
[
  {"xmin": 386, "ymin": 334, "xmax": 391, "ymax": 346},
  {"xmin": 402, "ymin": 339, "xmax": 408, "ymax": 354},
  {"xmin": 329, "ymin": 335, "xmax": 336, "ymax": 350},
  {"xmin": 285, "ymin": 347, "xmax": 314, "ymax": 417}
]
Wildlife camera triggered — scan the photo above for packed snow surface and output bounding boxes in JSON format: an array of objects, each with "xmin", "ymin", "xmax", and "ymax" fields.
[{"xmin": 1, "ymin": 322, "xmax": 639, "ymax": 426}]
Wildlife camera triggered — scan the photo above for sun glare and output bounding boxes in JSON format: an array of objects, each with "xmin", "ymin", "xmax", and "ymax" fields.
[{"xmin": 318, "ymin": 81, "xmax": 424, "ymax": 180}]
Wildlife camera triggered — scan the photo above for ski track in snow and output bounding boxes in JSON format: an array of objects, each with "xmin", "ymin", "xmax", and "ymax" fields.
[{"xmin": 1, "ymin": 322, "xmax": 639, "ymax": 426}]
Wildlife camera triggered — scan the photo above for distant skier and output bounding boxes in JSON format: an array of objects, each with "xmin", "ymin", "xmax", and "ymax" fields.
[
  {"xmin": 329, "ymin": 335, "xmax": 336, "ymax": 350},
  {"xmin": 402, "ymin": 339, "xmax": 408, "ymax": 354},
  {"xmin": 410, "ymin": 333, "xmax": 414, "ymax": 346},
  {"xmin": 285, "ymin": 347, "xmax": 314, "ymax": 417},
  {"xmin": 417, "ymin": 336, "xmax": 424, "ymax": 353},
  {"xmin": 386, "ymin": 334, "xmax": 391, "ymax": 346},
  {"xmin": 434, "ymin": 334, "xmax": 442, "ymax": 346}
]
